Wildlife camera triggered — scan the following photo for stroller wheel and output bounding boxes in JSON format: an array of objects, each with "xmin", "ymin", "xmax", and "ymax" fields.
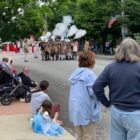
[
  {"xmin": 25, "ymin": 94, "xmax": 31, "ymax": 103},
  {"xmin": 1, "ymin": 93, "xmax": 12, "ymax": 105}
]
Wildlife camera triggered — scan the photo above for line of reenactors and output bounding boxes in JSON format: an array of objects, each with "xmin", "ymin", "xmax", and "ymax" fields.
[{"xmin": 39, "ymin": 40, "xmax": 78, "ymax": 61}]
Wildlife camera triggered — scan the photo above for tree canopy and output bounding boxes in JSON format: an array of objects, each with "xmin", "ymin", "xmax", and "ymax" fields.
[
  {"xmin": 0, "ymin": 0, "xmax": 140, "ymax": 42},
  {"xmin": 0, "ymin": 0, "xmax": 45, "ymax": 41}
]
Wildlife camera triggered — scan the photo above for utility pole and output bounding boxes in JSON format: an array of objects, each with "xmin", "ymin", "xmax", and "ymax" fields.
[{"xmin": 121, "ymin": 0, "xmax": 125, "ymax": 40}]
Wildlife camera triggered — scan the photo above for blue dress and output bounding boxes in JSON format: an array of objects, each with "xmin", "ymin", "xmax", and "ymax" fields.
[{"xmin": 32, "ymin": 112, "xmax": 64, "ymax": 136}]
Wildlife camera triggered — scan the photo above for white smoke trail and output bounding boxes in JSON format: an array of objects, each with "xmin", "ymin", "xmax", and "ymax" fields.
[
  {"xmin": 40, "ymin": 32, "xmax": 52, "ymax": 42},
  {"xmin": 52, "ymin": 23, "xmax": 68, "ymax": 37},
  {"xmin": 40, "ymin": 15, "xmax": 87, "ymax": 41},
  {"xmin": 52, "ymin": 15, "xmax": 73, "ymax": 38},
  {"xmin": 74, "ymin": 29, "xmax": 87, "ymax": 39},
  {"xmin": 65, "ymin": 39, "xmax": 71, "ymax": 42},
  {"xmin": 62, "ymin": 15, "xmax": 73, "ymax": 26},
  {"xmin": 51, "ymin": 35, "xmax": 55, "ymax": 41},
  {"xmin": 44, "ymin": 32, "xmax": 51, "ymax": 42},
  {"xmin": 67, "ymin": 25, "xmax": 78, "ymax": 37},
  {"xmin": 40, "ymin": 36, "xmax": 45, "ymax": 41}
]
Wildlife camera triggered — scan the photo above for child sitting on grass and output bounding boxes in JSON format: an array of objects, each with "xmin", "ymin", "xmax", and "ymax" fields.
[{"xmin": 32, "ymin": 100, "xmax": 64, "ymax": 136}]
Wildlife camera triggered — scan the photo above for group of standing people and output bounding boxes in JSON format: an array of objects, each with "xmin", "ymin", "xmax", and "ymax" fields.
[
  {"xmin": 1, "ymin": 38, "xmax": 40, "ymax": 62},
  {"xmin": 69, "ymin": 37, "xmax": 140, "ymax": 140},
  {"xmin": 2, "ymin": 42, "xmax": 20, "ymax": 53},
  {"xmin": 39, "ymin": 39, "xmax": 79, "ymax": 61}
]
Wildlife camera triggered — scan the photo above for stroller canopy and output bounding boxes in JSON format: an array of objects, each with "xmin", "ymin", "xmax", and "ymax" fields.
[{"xmin": 0, "ymin": 61, "xmax": 13, "ymax": 76}]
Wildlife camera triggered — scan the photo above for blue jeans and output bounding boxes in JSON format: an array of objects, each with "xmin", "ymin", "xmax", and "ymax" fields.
[{"xmin": 110, "ymin": 106, "xmax": 140, "ymax": 140}]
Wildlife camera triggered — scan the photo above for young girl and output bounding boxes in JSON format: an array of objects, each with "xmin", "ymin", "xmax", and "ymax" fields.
[
  {"xmin": 31, "ymin": 80, "xmax": 63, "ymax": 124},
  {"xmin": 32, "ymin": 100, "xmax": 64, "ymax": 136}
]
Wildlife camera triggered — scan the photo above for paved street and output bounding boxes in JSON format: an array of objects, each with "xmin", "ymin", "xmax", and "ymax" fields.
[{"xmin": 0, "ymin": 52, "xmax": 114, "ymax": 140}]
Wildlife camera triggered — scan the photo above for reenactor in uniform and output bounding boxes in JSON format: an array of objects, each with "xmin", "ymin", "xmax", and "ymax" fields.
[
  {"xmin": 55, "ymin": 39, "xmax": 60, "ymax": 60},
  {"xmin": 24, "ymin": 39, "xmax": 29, "ymax": 62},
  {"xmin": 50, "ymin": 41, "xmax": 56, "ymax": 60},
  {"xmin": 72, "ymin": 40, "xmax": 79, "ymax": 60},
  {"xmin": 66, "ymin": 42, "xmax": 73, "ymax": 60},
  {"xmin": 58, "ymin": 41, "xmax": 64, "ymax": 60},
  {"xmin": 39, "ymin": 42, "xmax": 46, "ymax": 61},
  {"xmin": 60, "ymin": 41, "xmax": 67, "ymax": 60},
  {"xmin": 45, "ymin": 42, "xmax": 51, "ymax": 60}
]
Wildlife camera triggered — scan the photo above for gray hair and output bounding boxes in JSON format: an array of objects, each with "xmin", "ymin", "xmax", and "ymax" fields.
[{"xmin": 115, "ymin": 37, "xmax": 140, "ymax": 62}]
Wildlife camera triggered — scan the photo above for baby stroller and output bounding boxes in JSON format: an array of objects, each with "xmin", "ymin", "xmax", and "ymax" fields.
[{"xmin": 0, "ymin": 63, "xmax": 31, "ymax": 105}]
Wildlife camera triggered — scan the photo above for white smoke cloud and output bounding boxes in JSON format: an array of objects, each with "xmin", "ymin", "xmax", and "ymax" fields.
[
  {"xmin": 51, "ymin": 35, "xmax": 55, "ymax": 41},
  {"xmin": 40, "ymin": 36, "xmax": 45, "ymax": 41},
  {"xmin": 65, "ymin": 39, "xmax": 71, "ymax": 42},
  {"xmin": 41, "ymin": 15, "xmax": 86, "ymax": 41},
  {"xmin": 62, "ymin": 15, "xmax": 73, "ymax": 26},
  {"xmin": 52, "ymin": 15, "xmax": 73, "ymax": 38},
  {"xmin": 61, "ymin": 37, "xmax": 64, "ymax": 41},
  {"xmin": 40, "ymin": 32, "xmax": 52, "ymax": 42},
  {"xmin": 75, "ymin": 29, "xmax": 87, "ymax": 39},
  {"xmin": 53, "ymin": 23, "xmax": 68, "ymax": 37},
  {"xmin": 44, "ymin": 32, "xmax": 52, "ymax": 42},
  {"xmin": 67, "ymin": 25, "xmax": 78, "ymax": 37}
]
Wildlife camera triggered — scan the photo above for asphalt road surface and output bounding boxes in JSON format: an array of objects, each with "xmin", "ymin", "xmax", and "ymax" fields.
[{"xmin": 3, "ymin": 53, "xmax": 113, "ymax": 140}]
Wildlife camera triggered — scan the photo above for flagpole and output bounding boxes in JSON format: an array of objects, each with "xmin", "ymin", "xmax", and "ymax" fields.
[{"xmin": 121, "ymin": 0, "xmax": 125, "ymax": 39}]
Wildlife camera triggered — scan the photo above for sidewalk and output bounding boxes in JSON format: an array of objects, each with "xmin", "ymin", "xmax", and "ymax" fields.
[{"xmin": 0, "ymin": 102, "xmax": 74, "ymax": 140}]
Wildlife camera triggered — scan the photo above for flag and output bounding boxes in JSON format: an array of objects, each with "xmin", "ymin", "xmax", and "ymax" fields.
[{"xmin": 108, "ymin": 17, "xmax": 117, "ymax": 28}]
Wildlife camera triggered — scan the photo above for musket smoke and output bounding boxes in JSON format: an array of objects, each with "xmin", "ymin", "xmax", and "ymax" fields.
[
  {"xmin": 67, "ymin": 25, "xmax": 78, "ymax": 37},
  {"xmin": 52, "ymin": 15, "xmax": 73, "ymax": 38},
  {"xmin": 75, "ymin": 29, "xmax": 87, "ymax": 39}
]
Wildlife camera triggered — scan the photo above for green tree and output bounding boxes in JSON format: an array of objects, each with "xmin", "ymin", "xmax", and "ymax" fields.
[
  {"xmin": 0, "ymin": 0, "xmax": 45, "ymax": 41},
  {"xmin": 1, "ymin": 0, "xmax": 140, "ymax": 45},
  {"xmin": 71, "ymin": 0, "xmax": 121, "ymax": 51},
  {"xmin": 125, "ymin": 0, "xmax": 140, "ymax": 35}
]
